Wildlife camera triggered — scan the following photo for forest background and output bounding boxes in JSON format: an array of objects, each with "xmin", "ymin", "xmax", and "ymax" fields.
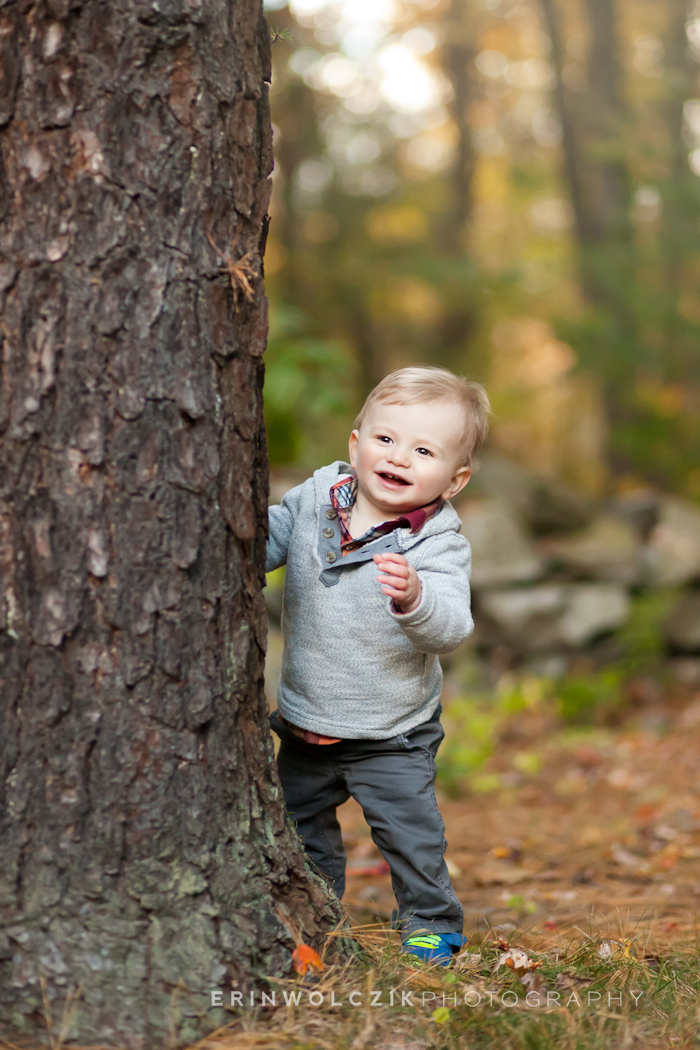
[
  {"xmin": 259, "ymin": 0, "xmax": 700, "ymax": 789},
  {"xmin": 261, "ymin": 0, "xmax": 700, "ymax": 497}
]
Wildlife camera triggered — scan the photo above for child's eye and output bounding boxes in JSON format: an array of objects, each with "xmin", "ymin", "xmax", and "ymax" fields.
[
  {"xmin": 416, "ymin": 447, "xmax": 433, "ymax": 456},
  {"xmin": 377, "ymin": 435, "xmax": 392, "ymax": 444}
]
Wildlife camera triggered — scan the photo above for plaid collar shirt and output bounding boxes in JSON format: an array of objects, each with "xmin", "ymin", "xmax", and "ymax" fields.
[{"xmin": 329, "ymin": 473, "xmax": 440, "ymax": 555}]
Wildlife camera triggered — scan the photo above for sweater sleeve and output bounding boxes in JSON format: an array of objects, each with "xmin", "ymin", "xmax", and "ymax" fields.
[
  {"xmin": 389, "ymin": 533, "xmax": 473, "ymax": 654},
  {"xmin": 265, "ymin": 478, "xmax": 310, "ymax": 573}
]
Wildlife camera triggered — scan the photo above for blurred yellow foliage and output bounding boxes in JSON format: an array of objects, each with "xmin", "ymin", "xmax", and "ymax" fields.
[
  {"xmin": 304, "ymin": 212, "xmax": 339, "ymax": 243},
  {"xmin": 489, "ymin": 318, "xmax": 606, "ymax": 491},
  {"xmin": 383, "ymin": 277, "xmax": 442, "ymax": 324},
  {"xmin": 365, "ymin": 205, "xmax": 428, "ymax": 244}
]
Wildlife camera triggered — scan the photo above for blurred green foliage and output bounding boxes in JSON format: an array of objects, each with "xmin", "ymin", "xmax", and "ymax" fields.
[
  {"xmin": 438, "ymin": 698, "xmax": 500, "ymax": 796},
  {"xmin": 555, "ymin": 670, "xmax": 623, "ymax": 725},
  {"xmin": 264, "ymin": 307, "xmax": 354, "ymax": 465}
]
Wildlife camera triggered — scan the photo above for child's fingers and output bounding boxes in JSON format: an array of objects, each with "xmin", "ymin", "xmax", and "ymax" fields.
[
  {"xmin": 377, "ymin": 573, "xmax": 408, "ymax": 591},
  {"xmin": 373, "ymin": 552, "xmax": 408, "ymax": 568},
  {"xmin": 374, "ymin": 558, "xmax": 409, "ymax": 579}
]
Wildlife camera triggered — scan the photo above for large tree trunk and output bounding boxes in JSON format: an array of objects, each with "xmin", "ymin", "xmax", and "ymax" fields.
[{"xmin": 0, "ymin": 2, "xmax": 342, "ymax": 1046}]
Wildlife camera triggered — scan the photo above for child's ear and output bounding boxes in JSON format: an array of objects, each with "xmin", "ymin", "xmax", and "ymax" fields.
[
  {"xmin": 441, "ymin": 467, "xmax": 471, "ymax": 501},
  {"xmin": 348, "ymin": 430, "xmax": 360, "ymax": 468}
]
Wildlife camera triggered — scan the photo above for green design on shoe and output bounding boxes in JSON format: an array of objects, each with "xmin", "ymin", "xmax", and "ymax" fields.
[{"xmin": 404, "ymin": 935, "xmax": 443, "ymax": 949}]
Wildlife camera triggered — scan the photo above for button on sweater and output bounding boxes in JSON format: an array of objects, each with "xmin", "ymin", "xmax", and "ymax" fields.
[{"xmin": 265, "ymin": 461, "xmax": 474, "ymax": 740}]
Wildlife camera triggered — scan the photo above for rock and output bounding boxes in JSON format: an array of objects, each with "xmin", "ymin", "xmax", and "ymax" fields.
[
  {"xmin": 470, "ymin": 453, "xmax": 595, "ymax": 533},
  {"xmin": 646, "ymin": 498, "xmax": 700, "ymax": 586},
  {"xmin": 609, "ymin": 488, "xmax": 660, "ymax": 540},
  {"xmin": 478, "ymin": 584, "xmax": 630, "ymax": 651},
  {"xmin": 457, "ymin": 498, "xmax": 544, "ymax": 589},
  {"xmin": 670, "ymin": 658, "xmax": 700, "ymax": 687},
  {"xmin": 540, "ymin": 514, "xmax": 641, "ymax": 584},
  {"xmin": 560, "ymin": 585, "xmax": 630, "ymax": 646},
  {"xmin": 665, "ymin": 591, "xmax": 700, "ymax": 651}
]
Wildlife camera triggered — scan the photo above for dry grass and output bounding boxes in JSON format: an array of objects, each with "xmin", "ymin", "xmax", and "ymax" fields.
[
  {"xmin": 2, "ymin": 921, "xmax": 698, "ymax": 1049},
  {"xmin": 179, "ymin": 921, "xmax": 700, "ymax": 1050}
]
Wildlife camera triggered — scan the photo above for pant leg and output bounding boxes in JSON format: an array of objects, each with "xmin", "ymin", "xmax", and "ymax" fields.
[
  {"xmin": 343, "ymin": 718, "xmax": 463, "ymax": 937},
  {"xmin": 272, "ymin": 713, "xmax": 351, "ymax": 898}
]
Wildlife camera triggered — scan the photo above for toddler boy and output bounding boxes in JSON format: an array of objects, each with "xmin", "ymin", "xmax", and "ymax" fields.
[{"xmin": 266, "ymin": 366, "xmax": 489, "ymax": 965}]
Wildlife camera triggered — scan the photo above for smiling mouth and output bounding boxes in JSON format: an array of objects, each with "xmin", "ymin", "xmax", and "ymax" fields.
[{"xmin": 378, "ymin": 472, "xmax": 410, "ymax": 486}]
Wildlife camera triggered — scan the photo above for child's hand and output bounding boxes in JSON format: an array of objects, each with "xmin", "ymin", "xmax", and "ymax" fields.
[{"xmin": 373, "ymin": 552, "xmax": 421, "ymax": 613}]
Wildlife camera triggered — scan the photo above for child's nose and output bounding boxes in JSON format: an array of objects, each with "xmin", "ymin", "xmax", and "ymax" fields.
[{"xmin": 387, "ymin": 447, "xmax": 411, "ymax": 466}]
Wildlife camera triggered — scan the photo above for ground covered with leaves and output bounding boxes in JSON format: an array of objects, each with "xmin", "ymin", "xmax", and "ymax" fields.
[{"xmin": 194, "ymin": 686, "xmax": 700, "ymax": 1050}]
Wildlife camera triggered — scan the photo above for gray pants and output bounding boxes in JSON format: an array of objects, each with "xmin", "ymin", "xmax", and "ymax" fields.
[{"xmin": 270, "ymin": 708, "xmax": 463, "ymax": 937}]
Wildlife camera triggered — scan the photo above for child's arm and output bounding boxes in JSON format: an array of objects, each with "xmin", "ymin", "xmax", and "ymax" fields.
[
  {"xmin": 266, "ymin": 480, "xmax": 308, "ymax": 572},
  {"xmin": 374, "ymin": 535, "xmax": 473, "ymax": 654}
]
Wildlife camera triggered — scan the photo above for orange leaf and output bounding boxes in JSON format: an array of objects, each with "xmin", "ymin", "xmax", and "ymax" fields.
[
  {"xmin": 292, "ymin": 944, "xmax": 324, "ymax": 976},
  {"xmin": 346, "ymin": 861, "xmax": 391, "ymax": 877}
]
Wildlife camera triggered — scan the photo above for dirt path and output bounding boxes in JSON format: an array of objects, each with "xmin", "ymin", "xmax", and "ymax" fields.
[{"xmin": 340, "ymin": 696, "xmax": 700, "ymax": 953}]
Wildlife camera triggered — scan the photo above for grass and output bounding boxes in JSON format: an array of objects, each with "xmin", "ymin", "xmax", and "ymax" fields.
[{"xmin": 188, "ymin": 923, "xmax": 700, "ymax": 1050}]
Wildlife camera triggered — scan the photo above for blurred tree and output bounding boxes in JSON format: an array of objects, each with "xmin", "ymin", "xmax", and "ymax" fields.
[
  {"xmin": 540, "ymin": 0, "xmax": 635, "ymax": 346},
  {"xmin": 433, "ymin": 0, "xmax": 482, "ymax": 369}
]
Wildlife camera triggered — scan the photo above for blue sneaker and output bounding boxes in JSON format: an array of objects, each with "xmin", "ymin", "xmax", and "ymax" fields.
[{"xmin": 401, "ymin": 931, "xmax": 467, "ymax": 966}]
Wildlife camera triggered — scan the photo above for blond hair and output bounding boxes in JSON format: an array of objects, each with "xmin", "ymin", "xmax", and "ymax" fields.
[{"xmin": 354, "ymin": 366, "xmax": 490, "ymax": 469}]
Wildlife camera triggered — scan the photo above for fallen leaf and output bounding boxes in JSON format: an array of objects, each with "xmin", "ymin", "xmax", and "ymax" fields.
[
  {"xmin": 473, "ymin": 862, "xmax": 529, "ymax": 886},
  {"xmin": 445, "ymin": 857, "xmax": 462, "ymax": 878},
  {"xmin": 491, "ymin": 842, "xmax": 523, "ymax": 863},
  {"xmin": 653, "ymin": 823, "xmax": 679, "ymax": 842},
  {"xmin": 577, "ymin": 826, "xmax": 602, "ymax": 846},
  {"xmin": 597, "ymin": 938, "xmax": 635, "ymax": 961},
  {"xmin": 573, "ymin": 746, "xmax": 602, "ymax": 769},
  {"xmin": 495, "ymin": 948, "xmax": 542, "ymax": 976},
  {"xmin": 541, "ymin": 919, "xmax": 558, "ymax": 931},
  {"xmin": 346, "ymin": 861, "xmax": 391, "ymax": 877},
  {"xmin": 606, "ymin": 768, "xmax": 646, "ymax": 791},
  {"xmin": 521, "ymin": 970, "xmax": 547, "ymax": 993},
  {"xmin": 610, "ymin": 843, "xmax": 650, "ymax": 872},
  {"xmin": 292, "ymin": 944, "xmax": 324, "ymax": 975},
  {"xmin": 635, "ymin": 803, "xmax": 657, "ymax": 823}
]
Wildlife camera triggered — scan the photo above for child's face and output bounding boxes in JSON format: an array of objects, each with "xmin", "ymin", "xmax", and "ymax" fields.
[{"xmin": 348, "ymin": 400, "xmax": 471, "ymax": 518}]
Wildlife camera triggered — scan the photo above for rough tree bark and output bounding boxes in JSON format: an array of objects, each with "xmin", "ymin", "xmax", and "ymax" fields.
[{"xmin": 0, "ymin": 1, "xmax": 342, "ymax": 1046}]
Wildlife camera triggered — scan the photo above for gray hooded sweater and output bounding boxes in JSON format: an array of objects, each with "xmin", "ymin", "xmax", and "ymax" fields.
[{"xmin": 266, "ymin": 461, "xmax": 474, "ymax": 739}]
